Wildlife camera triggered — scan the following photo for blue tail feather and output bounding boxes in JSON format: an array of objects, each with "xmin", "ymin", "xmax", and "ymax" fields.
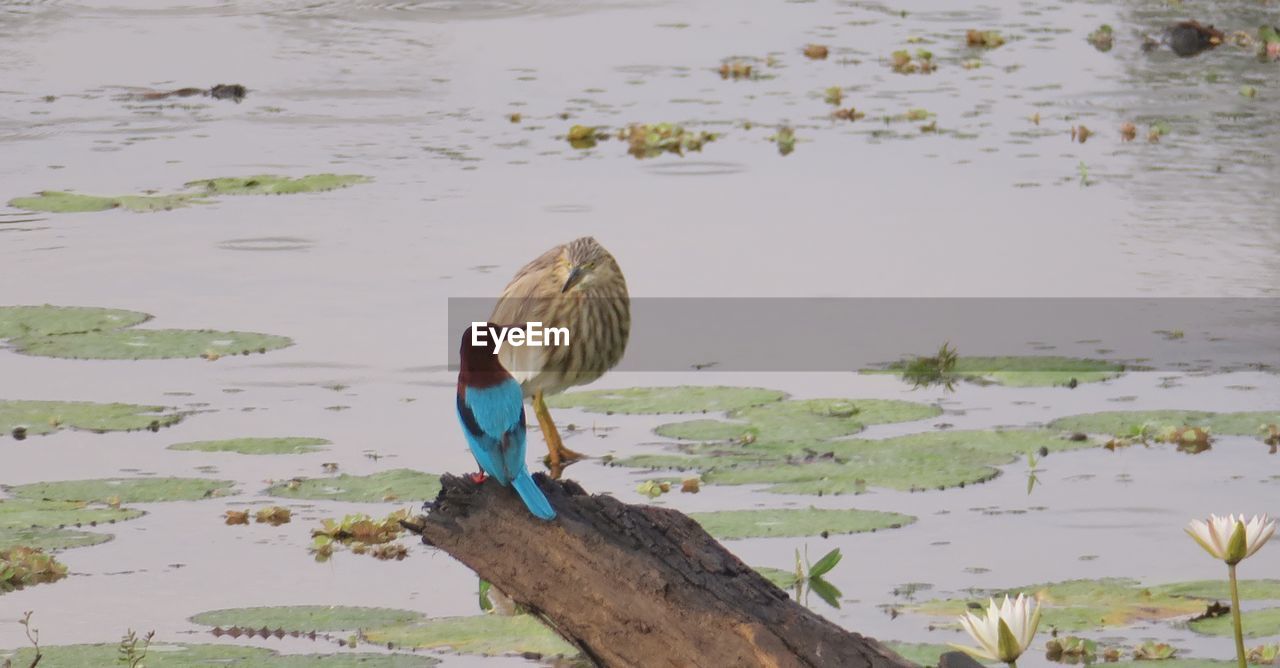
[{"xmin": 511, "ymin": 472, "xmax": 556, "ymax": 521}]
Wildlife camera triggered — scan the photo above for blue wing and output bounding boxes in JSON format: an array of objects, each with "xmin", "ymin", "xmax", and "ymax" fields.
[{"xmin": 457, "ymin": 380, "xmax": 526, "ymax": 485}]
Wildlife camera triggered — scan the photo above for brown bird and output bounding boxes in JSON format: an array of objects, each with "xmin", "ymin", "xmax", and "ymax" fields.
[{"xmin": 490, "ymin": 237, "xmax": 630, "ymax": 477}]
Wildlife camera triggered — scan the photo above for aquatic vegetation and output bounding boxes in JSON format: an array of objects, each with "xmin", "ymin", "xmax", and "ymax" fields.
[
  {"xmin": 2, "ymin": 643, "xmax": 440, "ymax": 666},
  {"xmin": 803, "ymin": 44, "xmax": 829, "ymax": 60},
  {"xmin": 224, "ymin": 510, "xmax": 249, "ymax": 525},
  {"xmin": 5, "ymin": 477, "xmax": 236, "ymax": 504},
  {"xmin": 824, "ymin": 86, "xmax": 843, "ymax": 105},
  {"xmin": 310, "ymin": 509, "xmax": 412, "ymax": 561},
  {"xmin": 951, "ymin": 594, "xmax": 1041, "ymax": 666},
  {"xmin": 0, "ymin": 546, "xmax": 68, "ymax": 593},
  {"xmin": 1051, "ymin": 411, "xmax": 1280, "ymax": 439},
  {"xmin": 1241, "ymin": 86, "xmax": 1259, "ymax": 99},
  {"xmin": 833, "ymin": 107, "xmax": 865, "ymax": 121},
  {"xmin": 267, "ymin": 469, "xmax": 441, "ymax": 502},
  {"xmin": 879, "ymin": 354, "xmax": 1124, "ymax": 388},
  {"xmin": 1121, "ymin": 122, "xmax": 1137, "ymax": 141},
  {"xmin": 565, "ymin": 124, "xmax": 606, "ymax": 149},
  {"xmin": 891, "ymin": 49, "xmax": 935, "ymax": 74},
  {"xmin": 9, "ymin": 174, "xmax": 369, "ymax": 215},
  {"xmin": 1186, "ymin": 514, "xmax": 1277, "ymax": 666},
  {"xmin": 0, "ymin": 499, "xmax": 142, "ymax": 550},
  {"xmin": 1088, "ymin": 25, "xmax": 1115, "ymax": 52},
  {"xmin": 254, "ymin": 506, "xmax": 292, "ymax": 526},
  {"xmin": 546, "ymin": 386, "xmax": 785, "ymax": 415},
  {"xmin": 909, "ymin": 578, "xmax": 1280, "ymax": 633},
  {"xmin": 718, "ymin": 59, "xmax": 755, "ymax": 80},
  {"xmin": 7, "ymin": 191, "xmax": 201, "ymax": 213},
  {"xmin": 1133, "ymin": 641, "xmax": 1178, "ymax": 660},
  {"xmin": 191, "ymin": 606, "xmax": 423, "ymax": 633},
  {"xmin": 184, "ymin": 174, "xmax": 369, "ymax": 195},
  {"xmin": 1191, "ymin": 609, "xmax": 1280, "ymax": 640},
  {"xmin": 1072, "ymin": 126, "xmax": 1092, "ymax": 144},
  {"xmin": 0, "ymin": 305, "xmax": 148, "ymax": 339},
  {"xmin": 1149, "ymin": 121, "xmax": 1172, "ymax": 142},
  {"xmin": 620, "ymin": 123, "xmax": 717, "ymax": 159},
  {"xmin": 687, "ymin": 507, "xmax": 914, "ymax": 540},
  {"xmin": 365, "ymin": 615, "xmax": 575, "ymax": 657},
  {"xmin": 14, "ymin": 327, "xmax": 292, "ymax": 360},
  {"xmin": 770, "ymin": 126, "xmax": 797, "ymax": 156},
  {"xmin": 0, "ymin": 399, "xmax": 182, "ymax": 438},
  {"xmin": 1, "ymin": 304, "xmax": 292, "ymax": 360},
  {"xmin": 1046, "ymin": 635, "xmax": 1098, "ymax": 663},
  {"xmin": 1248, "ymin": 644, "xmax": 1280, "ymax": 664},
  {"xmin": 967, "ymin": 30, "xmax": 1006, "ymax": 49},
  {"xmin": 169, "ymin": 437, "xmax": 330, "ymax": 455},
  {"xmin": 884, "ymin": 643, "xmax": 953, "ymax": 667}
]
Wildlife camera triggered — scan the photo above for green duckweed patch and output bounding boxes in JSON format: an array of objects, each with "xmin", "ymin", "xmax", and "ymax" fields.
[
  {"xmin": 365, "ymin": 615, "xmax": 576, "ymax": 657},
  {"xmin": 6, "ymin": 477, "xmax": 236, "ymax": 503},
  {"xmin": 14, "ymin": 328, "xmax": 293, "ymax": 360},
  {"xmin": 546, "ymin": 386, "xmax": 785, "ymax": 414},
  {"xmin": 169, "ymin": 437, "xmax": 330, "ymax": 455},
  {"xmin": 0, "ymin": 305, "xmax": 149, "ymax": 339},
  {"xmin": 0, "ymin": 644, "xmax": 438, "ymax": 667},
  {"xmin": 191, "ymin": 606, "xmax": 423, "ymax": 633},
  {"xmin": 688, "ymin": 508, "xmax": 914, "ymax": 540},
  {"xmin": 1050, "ymin": 411, "xmax": 1280, "ymax": 437},
  {"xmin": 622, "ymin": 429, "xmax": 1081, "ymax": 495},
  {"xmin": 875, "ymin": 355, "xmax": 1125, "ymax": 388},
  {"xmin": 1189, "ymin": 607, "xmax": 1280, "ymax": 638},
  {"xmin": 8, "ymin": 174, "xmax": 370, "ymax": 215},
  {"xmin": 0, "ymin": 399, "xmax": 182, "ymax": 438},
  {"xmin": 7, "ymin": 191, "xmax": 201, "ymax": 213},
  {"xmin": 907, "ymin": 578, "xmax": 1278, "ymax": 632},
  {"xmin": 185, "ymin": 174, "xmax": 370, "ymax": 195},
  {"xmin": 267, "ymin": 469, "xmax": 440, "ymax": 503}
]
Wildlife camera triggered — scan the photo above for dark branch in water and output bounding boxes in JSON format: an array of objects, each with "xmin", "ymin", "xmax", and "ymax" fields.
[{"xmin": 402, "ymin": 474, "xmax": 916, "ymax": 668}]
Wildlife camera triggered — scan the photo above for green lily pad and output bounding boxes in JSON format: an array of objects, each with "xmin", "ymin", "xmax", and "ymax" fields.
[
  {"xmin": 1050, "ymin": 411, "xmax": 1280, "ymax": 437},
  {"xmin": 12, "ymin": 328, "xmax": 293, "ymax": 360},
  {"xmin": 7, "ymin": 191, "xmax": 201, "ymax": 214},
  {"xmin": 909, "ymin": 578, "xmax": 1231, "ymax": 632},
  {"xmin": 6, "ymin": 477, "xmax": 236, "ymax": 503},
  {"xmin": 365, "ymin": 615, "xmax": 576, "ymax": 657},
  {"xmin": 875, "ymin": 355, "xmax": 1124, "ymax": 387},
  {"xmin": 191, "ymin": 606, "xmax": 423, "ymax": 632},
  {"xmin": 267, "ymin": 469, "xmax": 440, "ymax": 502},
  {"xmin": 729, "ymin": 398, "xmax": 941, "ymax": 442},
  {"xmin": 1190, "ymin": 607, "xmax": 1280, "ymax": 638},
  {"xmin": 545, "ymin": 386, "xmax": 786, "ymax": 414},
  {"xmin": 0, "ymin": 305, "xmax": 149, "ymax": 339},
  {"xmin": 1151, "ymin": 579, "xmax": 1280, "ymax": 600},
  {"xmin": 0, "ymin": 399, "xmax": 182, "ymax": 437},
  {"xmin": 185, "ymin": 174, "xmax": 370, "ymax": 195},
  {"xmin": 688, "ymin": 507, "xmax": 914, "ymax": 540},
  {"xmin": 655, "ymin": 419, "xmax": 756, "ymax": 441},
  {"xmin": 169, "ymin": 437, "xmax": 330, "ymax": 455},
  {"xmin": 884, "ymin": 642, "xmax": 953, "ymax": 667},
  {"xmin": 0, "ymin": 644, "xmax": 438, "ymax": 667},
  {"xmin": 0, "ymin": 499, "xmax": 143, "ymax": 531},
  {"xmin": 623, "ymin": 429, "xmax": 1082, "ymax": 495},
  {"xmin": 0, "ymin": 527, "xmax": 111, "ymax": 551}
]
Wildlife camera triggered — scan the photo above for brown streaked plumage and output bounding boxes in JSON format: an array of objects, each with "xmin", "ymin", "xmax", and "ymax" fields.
[{"xmin": 490, "ymin": 237, "xmax": 629, "ymax": 476}]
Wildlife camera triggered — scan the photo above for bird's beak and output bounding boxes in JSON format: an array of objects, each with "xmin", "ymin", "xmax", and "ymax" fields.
[{"xmin": 561, "ymin": 266, "xmax": 585, "ymax": 293}]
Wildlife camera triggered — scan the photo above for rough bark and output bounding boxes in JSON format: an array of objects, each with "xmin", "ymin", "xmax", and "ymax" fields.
[{"xmin": 401, "ymin": 474, "xmax": 916, "ymax": 668}]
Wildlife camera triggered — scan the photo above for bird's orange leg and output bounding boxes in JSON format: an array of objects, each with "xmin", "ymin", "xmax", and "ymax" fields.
[{"xmin": 533, "ymin": 389, "xmax": 585, "ymax": 478}]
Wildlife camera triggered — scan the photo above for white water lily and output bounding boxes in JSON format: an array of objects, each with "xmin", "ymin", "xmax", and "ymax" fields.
[
  {"xmin": 950, "ymin": 593, "xmax": 1041, "ymax": 666},
  {"xmin": 1186, "ymin": 514, "xmax": 1276, "ymax": 565}
]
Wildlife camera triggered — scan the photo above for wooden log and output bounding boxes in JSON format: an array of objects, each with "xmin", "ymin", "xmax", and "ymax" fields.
[{"xmin": 401, "ymin": 474, "xmax": 916, "ymax": 668}]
